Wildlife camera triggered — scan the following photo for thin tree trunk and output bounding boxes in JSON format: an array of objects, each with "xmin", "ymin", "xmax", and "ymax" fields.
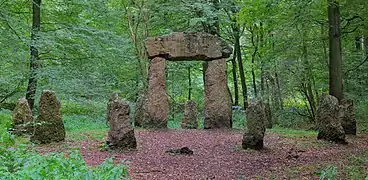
[
  {"xmin": 260, "ymin": 23, "xmax": 265, "ymax": 98},
  {"xmin": 235, "ymin": 34, "xmax": 248, "ymax": 109},
  {"xmin": 328, "ymin": 0, "xmax": 343, "ymax": 101},
  {"xmin": 250, "ymin": 25, "xmax": 258, "ymax": 97},
  {"xmin": 26, "ymin": 0, "xmax": 41, "ymax": 112},
  {"xmin": 188, "ymin": 67, "xmax": 192, "ymax": 100},
  {"xmin": 231, "ymin": 49, "xmax": 239, "ymax": 105},
  {"xmin": 275, "ymin": 73, "xmax": 283, "ymax": 110}
]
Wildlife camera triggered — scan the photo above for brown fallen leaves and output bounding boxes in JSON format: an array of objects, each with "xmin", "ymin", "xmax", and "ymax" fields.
[{"xmin": 37, "ymin": 129, "xmax": 368, "ymax": 179}]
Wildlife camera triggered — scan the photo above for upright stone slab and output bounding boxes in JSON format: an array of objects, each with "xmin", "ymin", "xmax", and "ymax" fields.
[
  {"xmin": 31, "ymin": 90, "xmax": 65, "ymax": 144},
  {"xmin": 133, "ymin": 93, "xmax": 149, "ymax": 127},
  {"xmin": 339, "ymin": 99, "xmax": 356, "ymax": 135},
  {"xmin": 242, "ymin": 100, "xmax": 266, "ymax": 150},
  {"xmin": 12, "ymin": 98, "xmax": 33, "ymax": 135},
  {"xmin": 316, "ymin": 95, "xmax": 346, "ymax": 144},
  {"xmin": 146, "ymin": 57, "xmax": 169, "ymax": 128},
  {"xmin": 106, "ymin": 94, "xmax": 137, "ymax": 150},
  {"xmin": 203, "ymin": 59, "xmax": 232, "ymax": 129},
  {"xmin": 181, "ymin": 100, "xmax": 198, "ymax": 129}
]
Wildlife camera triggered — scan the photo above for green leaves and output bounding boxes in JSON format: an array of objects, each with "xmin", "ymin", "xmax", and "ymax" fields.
[{"xmin": 0, "ymin": 145, "xmax": 129, "ymax": 180}]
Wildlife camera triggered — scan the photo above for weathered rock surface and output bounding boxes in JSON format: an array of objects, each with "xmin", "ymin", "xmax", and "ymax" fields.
[
  {"xmin": 12, "ymin": 98, "xmax": 33, "ymax": 135},
  {"xmin": 203, "ymin": 60, "xmax": 232, "ymax": 129},
  {"xmin": 133, "ymin": 93, "xmax": 149, "ymax": 127},
  {"xmin": 145, "ymin": 32, "xmax": 232, "ymax": 61},
  {"xmin": 181, "ymin": 100, "xmax": 198, "ymax": 129},
  {"xmin": 106, "ymin": 94, "xmax": 137, "ymax": 150},
  {"xmin": 316, "ymin": 95, "xmax": 346, "ymax": 144},
  {"xmin": 264, "ymin": 103, "xmax": 273, "ymax": 129},
  {"xmin": 242, "ymin": 100, "xmax": 266, "ymax": 150},
  {"xmin": 31, "ymin": 90, "xmax": 65, "ymax": 144},
  {"xmin": 339, "ymin": 99, "xmax": 356, "ymax": 135},
  {"xmin": 146, "ymin": 57, "xmax": 169, "ymax": 128}
]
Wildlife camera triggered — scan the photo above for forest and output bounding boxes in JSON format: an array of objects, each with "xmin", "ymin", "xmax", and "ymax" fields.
[{"xmin": 0, "ymin": 0, "xmax": 367, "ymax": 179}]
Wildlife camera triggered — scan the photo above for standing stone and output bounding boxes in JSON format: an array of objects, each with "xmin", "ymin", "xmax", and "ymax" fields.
[
  {"xmin": 31, "ymin": 90, "xmax": 65, "ymax": 144},
  {"xmin": 146, "ymin": 57, "xmax": 169, "ymax": 128},
  {"xmin": 133, "ymin": 93, "xmax": 149, "ymax": 127},
  {"xmin": 264, "ymin": 103, "xmax": 273, "ymax": 129},
  {"xmin": 12, "ymin": 98, "xmax": 33, "ymax": 135},
  {"xmin": 181, "ymin": 100, "xmax": 198, "ymax": 129},
  {"xmin": 339, "ymin": 99, "xmax": 356, "ymax": 135},
  {"xmin": 204, "ymin": 59, "xmax": 232, "ymax": 129},
  {"xmin": 106, "ymin": 94, "xmax": 137, "ymax": 150},
  {"xmin": 316, "ymin": 95, "xmax": 346, "ymax": 144},
  {"xmin": 242, "ymin": 100, "xmax": 266, "ymax": 150}
]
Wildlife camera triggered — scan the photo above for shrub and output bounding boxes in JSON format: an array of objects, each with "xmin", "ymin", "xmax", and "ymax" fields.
[{"xmin": 0, "ymin": 145, "xmax": 129, "ymax": 179}]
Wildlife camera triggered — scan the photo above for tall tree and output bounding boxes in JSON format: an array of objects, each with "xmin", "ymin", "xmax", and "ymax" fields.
[
  {"xmin": 328, "ymin": 0, "xmax": 343, "ymax": 101},
  {"xmin": 26, "ymin": 0, "xmax": 41, "ymax": 112}
]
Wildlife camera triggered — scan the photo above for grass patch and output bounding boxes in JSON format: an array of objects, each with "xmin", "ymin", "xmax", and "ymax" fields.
[{"xmin": 269, "ymin": 126, "xmax": 317, "ymax": 138}]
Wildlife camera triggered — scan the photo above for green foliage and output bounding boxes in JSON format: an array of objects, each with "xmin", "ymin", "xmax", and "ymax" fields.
[
  {"xmin": 232, "ymin": 111, "xmax": 245, "ymax": 129},
  {"xmin": 0, "ymin": 145, "xmax": 129, "ymax": 180},
  {"xmin": 270, "ymin": 127, "xmax": 317, "ymax": 138},
  {"xmin": 318, "ymin": 165, "xmax": 337, "ymax": 180},
  {"xmin": 0, "ymin": 110, "xmax": 14, "ymax": 147}
]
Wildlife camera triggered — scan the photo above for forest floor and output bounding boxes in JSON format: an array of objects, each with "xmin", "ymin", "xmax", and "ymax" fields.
[{"xmin": 36, "ymin": 129, "xmax": 368, "ymax": 180}]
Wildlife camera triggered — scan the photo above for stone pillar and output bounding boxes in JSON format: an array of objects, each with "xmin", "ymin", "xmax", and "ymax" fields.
[
  {"xmin": 242, "ymin": 99, "xmax": 266, "ymax": 150},
  {"xmin": 31, "ymin": 90, "xmax": 65, "ymax": 144},
  {"xmin": 12, "ymin": 98, "xmax": 33, "ymax": 135},
  {"xmin": 203, "ymin": 59, "xmax": 232, "ymax": 129},
  {"xmin": 181, "ymin": 100, "xmax": 198, "ymax": 129},
  {"xmin": 106, "ymin": 94, "xmax": 137, "ymax": 150},
  {"xmin": 339, "ymin": 99, "xmax": 356, "ymax": 135},
  {"xmin": 316, "ymin": 95, "xmax": 346, "ymax": 144},
  {"xmin": 146, "ymin": 57, "xmax": 169, "ymax": 128}
]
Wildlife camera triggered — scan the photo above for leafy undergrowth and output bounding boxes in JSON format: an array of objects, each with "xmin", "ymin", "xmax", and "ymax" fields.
[
  {"xmin": 0, "ymin": 110, "xmax": 129, "ymax": 180},
  {"xmin": 0, "ymin": 144, "xmax": 129, "ymax": 179}
]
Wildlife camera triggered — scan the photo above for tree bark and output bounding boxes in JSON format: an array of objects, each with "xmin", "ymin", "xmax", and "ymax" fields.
[
  {"xmin": 231, "ymin": 50, "xmax": 239, "ymax": 105},
  {"xmin": 235, "ymin": 34, "xmax": 248, "ymax": 109},
  {"xmin": 26, "ymin": 0, "xmax": 41, "ymax": 112},
  {"xmin": 250, "ymin": 25, "xmax": 258, "ymax": 97},
  {"xmin": 328, "ymin": 0, "xmax": 343, "ymax": 101},
  {"xmin": 188, "ymin": 67, "xmax": 192, "ymax": 100}
]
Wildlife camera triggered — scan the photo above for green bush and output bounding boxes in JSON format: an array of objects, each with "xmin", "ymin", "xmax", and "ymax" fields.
[
  {"xmin": 0, "ymin": 145, "xmax": 129, "ymax": 180},
  {"xmin": 61, "ymin": 100, "xmax": 106, "ymax": 118}
]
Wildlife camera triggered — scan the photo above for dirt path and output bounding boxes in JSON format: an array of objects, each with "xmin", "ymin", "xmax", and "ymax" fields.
[{"xmin": 37, "ymin": 129, "xmax": 368, "ymax": 179}]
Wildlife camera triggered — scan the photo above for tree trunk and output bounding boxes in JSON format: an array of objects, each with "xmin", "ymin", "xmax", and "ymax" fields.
[
  {"xmin": 231, "ymin": 49, "xmax": 239, "ymax": 105},
  {"xmin": 328, "ymin": 0, "xmax": 343, "ymax": 101},
  {"xmin": 301, "ymin": 28, "xmax": 316, "ymax": 121},
  {"xmin": 235, "ymin": 34, "xmax": 248, "ymax": 109},
  {"xmin": 188, "ymin": 67, "xmax": 192, "ymax": 100},
  {"xmin": 275, "ymin": 73, "xmax": 283, "ymax": 110},
  {"xmin": 26, "ymin": 0, "xmax": 41, "ymax": 112},
  {"xmin": 250, "ymin": 25, "xmax": 258, "ymax": 97}
]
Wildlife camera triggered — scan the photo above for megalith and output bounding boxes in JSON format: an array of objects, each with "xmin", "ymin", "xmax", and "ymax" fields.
[
  {"xmin": 146, "ymin": 57, "xmax": 169, "ymax": 128},
  {"xmin": 133, "ymin": 93, "xmax": 149, "ymax": 127},
  {"xmin": 242, "ymin": 100, "xmax": 266, "ymax": 150},
  {"xmin": 203, "ymin": 60, "xmax": 232, "ymax": 129},
  {"xmin": 145, "ymin": 32, "xmax": 232, "ymax": 129},
  {"xmin": 12, "ymin": 98, "xmax": 33, "ymax": 135},
  {"xmin": 339, "ymin": 99, "xmax": 356, "ymax": 135},
  {"xmin": 31, "ymin": 90, "xmax": 65, "ymax": 144},
  {"xmin": 106, "ymin": 94, "xmax": 137, "ymax": 150},
  {"xmin": 316, "ymin": 95, "xmax": 346, "ymax": 144},
  {"xmin": 181, "ymin": 100, "xmax": 198, "ymax": 129},
  {"xmin": 145, "ymin": 32, "xmax": 232, "ymax": 61}
]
